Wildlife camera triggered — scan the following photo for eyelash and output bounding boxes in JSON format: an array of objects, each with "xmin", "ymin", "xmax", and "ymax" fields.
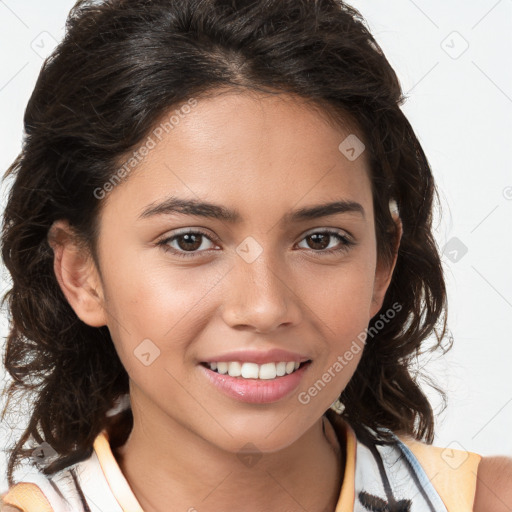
[{"xmin": 156, "ymin": 228, "xmax": 355, "ymax": 259}]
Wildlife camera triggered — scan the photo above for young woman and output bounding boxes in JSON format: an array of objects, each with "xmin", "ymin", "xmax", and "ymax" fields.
[{"xmin": 1, "ymin": 0, "xmax": 511, "ymax": 511}]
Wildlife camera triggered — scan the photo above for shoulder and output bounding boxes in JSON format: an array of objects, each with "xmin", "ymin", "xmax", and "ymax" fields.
[
  {"xmin": 0, "ymin": 450, "xmax": 102, "ymax": 512},
  {"xmin": 396, "ymin": 434, "xmax": 482, "ymax": 510},
  {"xmin": 473, "ymin": 455, "xmax": 512, "ymax": 512},
  {"xmin": 1, "ymin": 479, "xmax": 56, "ymax": 512}
]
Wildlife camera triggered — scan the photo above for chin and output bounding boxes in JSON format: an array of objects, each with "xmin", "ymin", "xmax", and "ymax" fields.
[{"xmin": 205, "ymin": 416, "xmax": 311, "ymax": 455}]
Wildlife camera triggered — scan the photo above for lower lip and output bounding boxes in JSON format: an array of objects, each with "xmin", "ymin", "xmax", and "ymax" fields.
[{"xmin": 199, "ymin": 361, "xmax": 312, "ymax": 404}]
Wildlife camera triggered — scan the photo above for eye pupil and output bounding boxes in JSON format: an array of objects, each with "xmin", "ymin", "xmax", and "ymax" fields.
[
  {"xmin": 307, "ymin": 233, "xmax": 330, "ymax": 250},
  {"xmin": 177, "ymin": 233, "xmax": 202, "ymax": 251}
]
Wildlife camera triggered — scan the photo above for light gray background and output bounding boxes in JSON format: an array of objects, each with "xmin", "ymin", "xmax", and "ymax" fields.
[{"xmin": 0, "ymin": 0, "xmax": 511, "ymax": 492}]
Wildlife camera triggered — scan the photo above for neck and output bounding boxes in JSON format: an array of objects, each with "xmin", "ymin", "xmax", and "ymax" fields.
[{"xmin": 113, "ymin": 411, "xmax": 344, "ymax": 512}]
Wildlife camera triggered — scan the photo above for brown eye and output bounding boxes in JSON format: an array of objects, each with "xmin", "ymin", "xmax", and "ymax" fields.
[
  {"xmin": 304, "ymin": 232, "xmax": 331, "ymax": 250},
  {"xmin": 156, "ymin": 229, "xmax": 218, "ymax": 258},
  {"xmin": 297, "ymin": 229, "xmax": 354, "ymax": 255},
  {"xmin": 174, "ymin": 233, "xmax": 203, "ymax": 252}
]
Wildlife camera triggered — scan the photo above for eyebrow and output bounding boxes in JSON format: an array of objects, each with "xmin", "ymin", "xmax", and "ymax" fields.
[{"xmin": 138, "ymin": 196, "xmax": 365, "ymax": 223}]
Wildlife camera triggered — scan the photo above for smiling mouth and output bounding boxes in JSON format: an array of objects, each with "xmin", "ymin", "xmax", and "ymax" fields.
[{"xmin": 200, "ymin": 360, "xmax": 312, "ymax": 380}]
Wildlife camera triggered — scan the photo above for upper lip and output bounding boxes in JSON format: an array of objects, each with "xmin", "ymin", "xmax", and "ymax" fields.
[{"xmin": 201, "ymin": 348, "xmax": 311, "ymax": 365}]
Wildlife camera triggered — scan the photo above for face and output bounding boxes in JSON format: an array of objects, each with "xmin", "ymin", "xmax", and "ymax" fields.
[{"xmin": 51, "ymin": 90, "xmax": 397, "ymax": 453}]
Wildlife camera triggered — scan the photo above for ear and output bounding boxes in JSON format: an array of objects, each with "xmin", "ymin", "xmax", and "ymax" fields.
[
  {"xmin": 47, "ymin": 220, "xmax": 108, "ymax": 327},
  {"xmin": 369, "ymin": 216, "xmax": 402, "ymax": 319}
]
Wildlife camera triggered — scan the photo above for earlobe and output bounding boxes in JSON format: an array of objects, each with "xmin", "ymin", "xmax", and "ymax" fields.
[
  {"xmin": 370, "ymin": 217, "xmax": 402, "ymax": 318},
  {"xmin": 47, "ymin": 220, "xmax": 107, "ymax": 328}
]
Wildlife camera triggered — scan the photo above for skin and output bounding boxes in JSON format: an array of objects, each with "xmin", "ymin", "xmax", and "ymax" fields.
[
  {"xmin": 474, "ymin": 457, "xmax": 512, "ymax": 511},
  {"xmin": 48, "ymin": 89, "xmax": 402, "ymax": 511}
]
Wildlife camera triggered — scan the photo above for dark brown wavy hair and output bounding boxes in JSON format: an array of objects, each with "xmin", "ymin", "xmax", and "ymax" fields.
[{"xmin": 1, "ymin": 0, "xmax": 449, "ymax": 486}]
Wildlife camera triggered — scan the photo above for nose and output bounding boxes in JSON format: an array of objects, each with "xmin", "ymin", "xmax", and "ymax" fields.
[{"xmin": 220, "ymin": 250, "xmax": 303, "ymax": 333}]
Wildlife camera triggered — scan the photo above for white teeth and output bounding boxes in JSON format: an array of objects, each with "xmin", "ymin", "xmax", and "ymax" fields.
[
  {"xmin": 241, "ymin": 362, "xmax": 259, "ymax": 379},
  {"xmin": 276, "ymin": 362, "xmax": 286, "ymax": 377},
  {"xmin": 259, "ymin": 362, "xmax": 277, "ymax": 380},
  {"xmin": 285, "ymin": 361, "xmax": 295, "ymax": 374},
  {"xmin": 227, "ymin": 361, "xmax": 242, "ymax": 377},
  {"xmin": 217, "ymin": 362, "xmax": 228, "ymax": 374},
  {"xmin": 206, "ymin": 360, "xmax": 306, "ymax": 379}
]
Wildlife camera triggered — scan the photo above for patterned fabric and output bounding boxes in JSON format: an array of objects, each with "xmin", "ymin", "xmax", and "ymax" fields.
[
  {"xmin": 352, "ymin": 430, "xmax": 450, "ymax": 511},
  {"xmin": 1, "ymin": 414, "xmax": 481, "ymax": 512}
]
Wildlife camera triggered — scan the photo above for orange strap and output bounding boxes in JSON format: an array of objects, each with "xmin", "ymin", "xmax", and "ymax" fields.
[
  {"xmin": 334, "ymin": 421, "xmax": 357, "ymax": 511},
  {"xmin": 399, "ymin": 436, "xmax": 482, "ymax": 512},
  {"xmin": 1, "ymin": 482, "xmax": 54, "ymax": 512}
]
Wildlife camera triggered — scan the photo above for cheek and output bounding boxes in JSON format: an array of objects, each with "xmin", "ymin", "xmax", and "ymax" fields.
[
  {"xmin": 297, "ymin": 258, "xmax": 375, "ymax": 389},
  {"xmin": 299, "ymin": 257, "xmax": 376, "ymax": 333},
  {"xmin": 100, "ymin": 253, "xmax": 226, "ymax": 365}
]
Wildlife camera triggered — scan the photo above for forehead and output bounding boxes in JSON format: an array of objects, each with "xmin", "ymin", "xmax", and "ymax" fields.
[{"xmin": 102, "ymin": 90, "xmax": 373, "ymax": 223}]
